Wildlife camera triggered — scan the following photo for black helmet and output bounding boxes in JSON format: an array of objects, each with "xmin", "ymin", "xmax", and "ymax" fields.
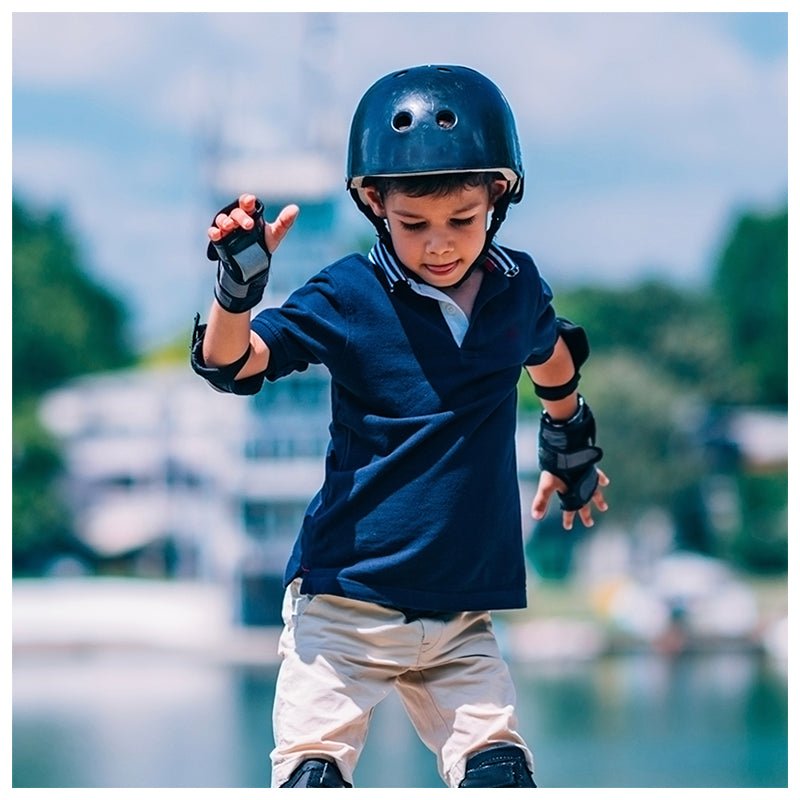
[{"xmin": 347, "ymin": 64, "xmax": 524, "ymax": 211}]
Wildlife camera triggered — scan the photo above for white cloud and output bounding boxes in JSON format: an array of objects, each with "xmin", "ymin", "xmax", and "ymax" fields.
[
  {"xmin": 13, "ymin": 140, "xmax": 109, "ymax": 212},
  {"xmin": 482, "ymin": 14, "xmax": 786, "ymax": 162},
  {"xmin": 13, "ymin": 13, "xmax": 787, "ymax": 169},
  {"xmin": 13, "ymin": 13, "xmax": 308, "ymax": 129},
  {"xmin": 12, "ymin": 13, "xmax": 165, "ymax": 88}
]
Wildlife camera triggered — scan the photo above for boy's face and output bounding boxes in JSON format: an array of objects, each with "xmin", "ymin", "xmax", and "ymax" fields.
[{"xmin": 364, "ymin": 182, "xmax": 505, "ymax": 288}]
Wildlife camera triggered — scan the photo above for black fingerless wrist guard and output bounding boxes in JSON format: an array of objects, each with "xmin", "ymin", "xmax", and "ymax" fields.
[
  {"xmin": 538, "ymin": 395, "xmax": 604, "ymax": 511},
  {"xmin": 207, "ymin": 198, "xmax": 272, "ymax": 313}
]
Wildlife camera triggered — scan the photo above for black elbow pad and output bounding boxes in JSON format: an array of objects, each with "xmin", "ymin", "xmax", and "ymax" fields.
[
  {"xmin": 533, "ymin": 317, "xmax": 591, "ymax": 400},
  {"xmin": 556, "ymin": 316, "xmax": 590, "ymax": 371},
  {"xmin": 190, "ymin": 313, "xmax": 266, "ymax": 396}
]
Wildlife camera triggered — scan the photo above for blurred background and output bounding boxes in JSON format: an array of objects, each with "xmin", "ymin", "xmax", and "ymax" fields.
[{"xmin": 11, "ymin": 10, "xmax": 790, "ymax": 790}]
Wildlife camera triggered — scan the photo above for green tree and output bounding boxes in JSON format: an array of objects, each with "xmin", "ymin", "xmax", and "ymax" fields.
[
  {"xmin": 13, "ymin": 200, "xmax": 134, "ymax": 400},
  {"xmin": 711, "ymin": 208, "xmax": 788, "ymax": 405},
  {"xmin": 12, "ymin": 197, "xmax": 135, "ymax": 573},
  {"xmin": 520, "ymin": 205, "xmax": 788, "ymax": 574},
  {"xmin": 12, "ymin": 401, "xmax": 75, "ymax": 574},
  {"xmin": 517, "ymin": 283, "xmax": 721, "ymax": 526},
  {"xmin": 551, "ymin": 281, "xmax": 734, "ymax": 402}
]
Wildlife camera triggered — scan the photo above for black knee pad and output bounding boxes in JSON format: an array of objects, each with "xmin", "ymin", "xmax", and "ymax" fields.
[
  {"xmin": 280, "ymin": 758, "xmax": 351, "ymax": 788},
  {"xmin": 459, "ymin": 745, "xmax": 536, "ymax": 788}
]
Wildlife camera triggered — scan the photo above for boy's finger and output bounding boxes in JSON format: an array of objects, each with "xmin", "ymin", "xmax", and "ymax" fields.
[
  {"xmin": 229, "ymin": 208, "xmax": 254, "ymax": 229},
  {"xmin": 531, "ymin": 494, "xmax": 548, "ymax": 520},
  {"xmin": 531, "ymin": 480, "xmax": 554, "ymax": 519},
  {"xmin": 214, "ymin": 213, "xmax": 238, "ymax": 231},
  {"xmin": 266, "ymin": 204, "xmax": 300, "ymax": 251},
  {"xmin": 532, "ymin": 470, "xmax": 569, "ymax": 519},
  {"xmin": 238, "ymin": 193, "xmax": 257, "ymax": 212}
]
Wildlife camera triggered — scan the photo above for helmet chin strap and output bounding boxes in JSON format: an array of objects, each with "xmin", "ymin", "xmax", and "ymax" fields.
[{"xmin": 360, "ymin": 192, "xmax": 514, "ymax": 290}]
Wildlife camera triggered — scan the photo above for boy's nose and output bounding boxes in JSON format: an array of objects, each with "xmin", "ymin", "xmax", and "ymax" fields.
[{"xmin": 426, "ymin": 234, "xmax": 454, "ymax": 255}]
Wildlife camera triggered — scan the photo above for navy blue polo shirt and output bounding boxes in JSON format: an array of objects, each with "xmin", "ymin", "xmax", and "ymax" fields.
[{"xmin": 251, "ymin": 241, "xmax": 557, "ymax": 612}]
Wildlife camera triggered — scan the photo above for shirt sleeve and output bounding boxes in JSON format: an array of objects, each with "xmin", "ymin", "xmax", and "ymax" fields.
[
  {"xmin": 251, "ymin": 268, "xmax": 348, "ymax": 381},
  {"xmin": 523, "ymin": 267, "xmax": 559, "ymax": 366}
]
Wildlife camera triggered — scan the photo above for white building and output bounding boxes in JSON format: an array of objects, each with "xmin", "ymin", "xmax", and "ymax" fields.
[{"xmin": 38, "ymin": 365, "xmax": 253, "ymax": 582}]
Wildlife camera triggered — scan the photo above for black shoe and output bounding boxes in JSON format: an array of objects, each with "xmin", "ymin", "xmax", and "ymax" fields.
[{"xmin": 280, "ymin": 758, "xmax": 352, "ymax": 788}]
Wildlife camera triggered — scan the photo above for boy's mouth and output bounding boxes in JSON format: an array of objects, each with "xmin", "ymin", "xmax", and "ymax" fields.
[{"xmin": 424, "ymin": 260, "xmax": 460, "ymax": 277}]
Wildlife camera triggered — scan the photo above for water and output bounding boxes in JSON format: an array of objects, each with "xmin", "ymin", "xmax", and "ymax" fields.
[{"xmin": 12, "ymin": 649, "xmax": 787, "ymax": 788}]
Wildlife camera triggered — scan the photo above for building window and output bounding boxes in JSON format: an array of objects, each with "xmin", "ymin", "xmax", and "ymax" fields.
[{"xmin": 242, "ymin": 501, "xmax": 305, "ymax": 540}]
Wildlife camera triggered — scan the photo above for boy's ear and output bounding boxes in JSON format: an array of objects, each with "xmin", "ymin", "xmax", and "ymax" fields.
[
  {"xmin": 362, "ymin": 186, "xmax": 386, "ymax": 217},
  {"xmin": 489, "ymin": 179, "xmax": 509, "ymax": 205}
]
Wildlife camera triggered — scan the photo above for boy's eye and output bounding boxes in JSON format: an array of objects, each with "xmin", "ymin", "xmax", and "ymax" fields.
[{"xmin": 397, "ymin": 215, "xmax": 477, "ymax": 232}]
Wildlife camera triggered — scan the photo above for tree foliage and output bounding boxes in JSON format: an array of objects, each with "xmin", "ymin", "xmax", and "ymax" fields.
[
  {"xmin": 552, "ymin": 280, "xmax": 736, "ymax": 403},
  {"xmin": 12, "ymin": 197, "xmax": 135, "ymax": 573},
  {"xmin": 12, "ymin": 199, "xmax": 134, "ymax": 401},
  {"xmin": 711, "ymin": 209, "xmax": 788, "ymax": 405},
  {"xmin": 522, "ymin": 206, "xmax": 788, "ymax": 573},
  {"xmin": 12, "ymin": 400, "xmax": 75, "ymax": 574}
]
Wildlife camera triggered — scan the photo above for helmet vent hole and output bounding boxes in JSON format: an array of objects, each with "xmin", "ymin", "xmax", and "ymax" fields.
[
  {"xmin": 436, "ymin": 109, "xmax": 457, "ymax": 129},
  {"xmin": 392, "ymin": 111, "xmax": 414, "ymax": 131}
]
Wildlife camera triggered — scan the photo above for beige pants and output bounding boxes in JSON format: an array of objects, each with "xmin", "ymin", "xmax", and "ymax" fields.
[{"xmin": 270, "ymin": 579, "xmax": 533, "ymax": 787}]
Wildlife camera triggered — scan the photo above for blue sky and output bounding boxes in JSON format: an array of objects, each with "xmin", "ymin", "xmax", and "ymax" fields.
[{"xmin": 11, "ymin": 9, "xmax": 790, "ymax": 348}]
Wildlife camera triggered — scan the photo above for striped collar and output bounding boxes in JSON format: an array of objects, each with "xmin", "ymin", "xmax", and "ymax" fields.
[{"xmin": 368, "ymin": 239, "xmax": 520, "ymax": 291}]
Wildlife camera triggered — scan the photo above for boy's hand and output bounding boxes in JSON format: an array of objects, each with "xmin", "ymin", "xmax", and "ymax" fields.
[
  {"xmin": 208, "ymin": 193, "xmax": 299, "ymax": 253},
  {"xmin": 532, "ymin": 467, "xmax": 609, "ymax": 530},
  {"xmin": 532, "ymin": 396, "xmax": 608, "ymax": 530},
  {"xmin": 207, "ymin": 194, "xmax": 299, "ymax": 313}
]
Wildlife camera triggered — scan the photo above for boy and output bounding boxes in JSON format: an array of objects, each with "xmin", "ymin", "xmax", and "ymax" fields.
[{"xmin": 192, "ymin": 64, "xmax": 608, "ymax": 788}]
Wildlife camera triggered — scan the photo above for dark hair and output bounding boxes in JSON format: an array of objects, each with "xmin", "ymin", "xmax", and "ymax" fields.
[{"xmin": 363, "ymin": 171, "xmax": 504, "ymax": 200}]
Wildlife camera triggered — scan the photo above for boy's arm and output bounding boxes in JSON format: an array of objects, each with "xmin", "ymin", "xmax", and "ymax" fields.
[
  {"xmin": 525, "ymin": 336, "xmax": 579, "ymax": 421},
  {"xmin": 525, "ymin": 324, "xmax": 609, "ymax": 531},
  {"xmin": 193, "ymin": 194, "xmax": 298, "ymax": 387},
  {"xmin": 201, "ymin": 300, "xmax": 270, "ymax": 380}
]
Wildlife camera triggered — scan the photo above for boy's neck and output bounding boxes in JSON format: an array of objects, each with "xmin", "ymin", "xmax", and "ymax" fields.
[{"xmin": 441, "ymin": 268, "xmax": 484, "ymax": 318}]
